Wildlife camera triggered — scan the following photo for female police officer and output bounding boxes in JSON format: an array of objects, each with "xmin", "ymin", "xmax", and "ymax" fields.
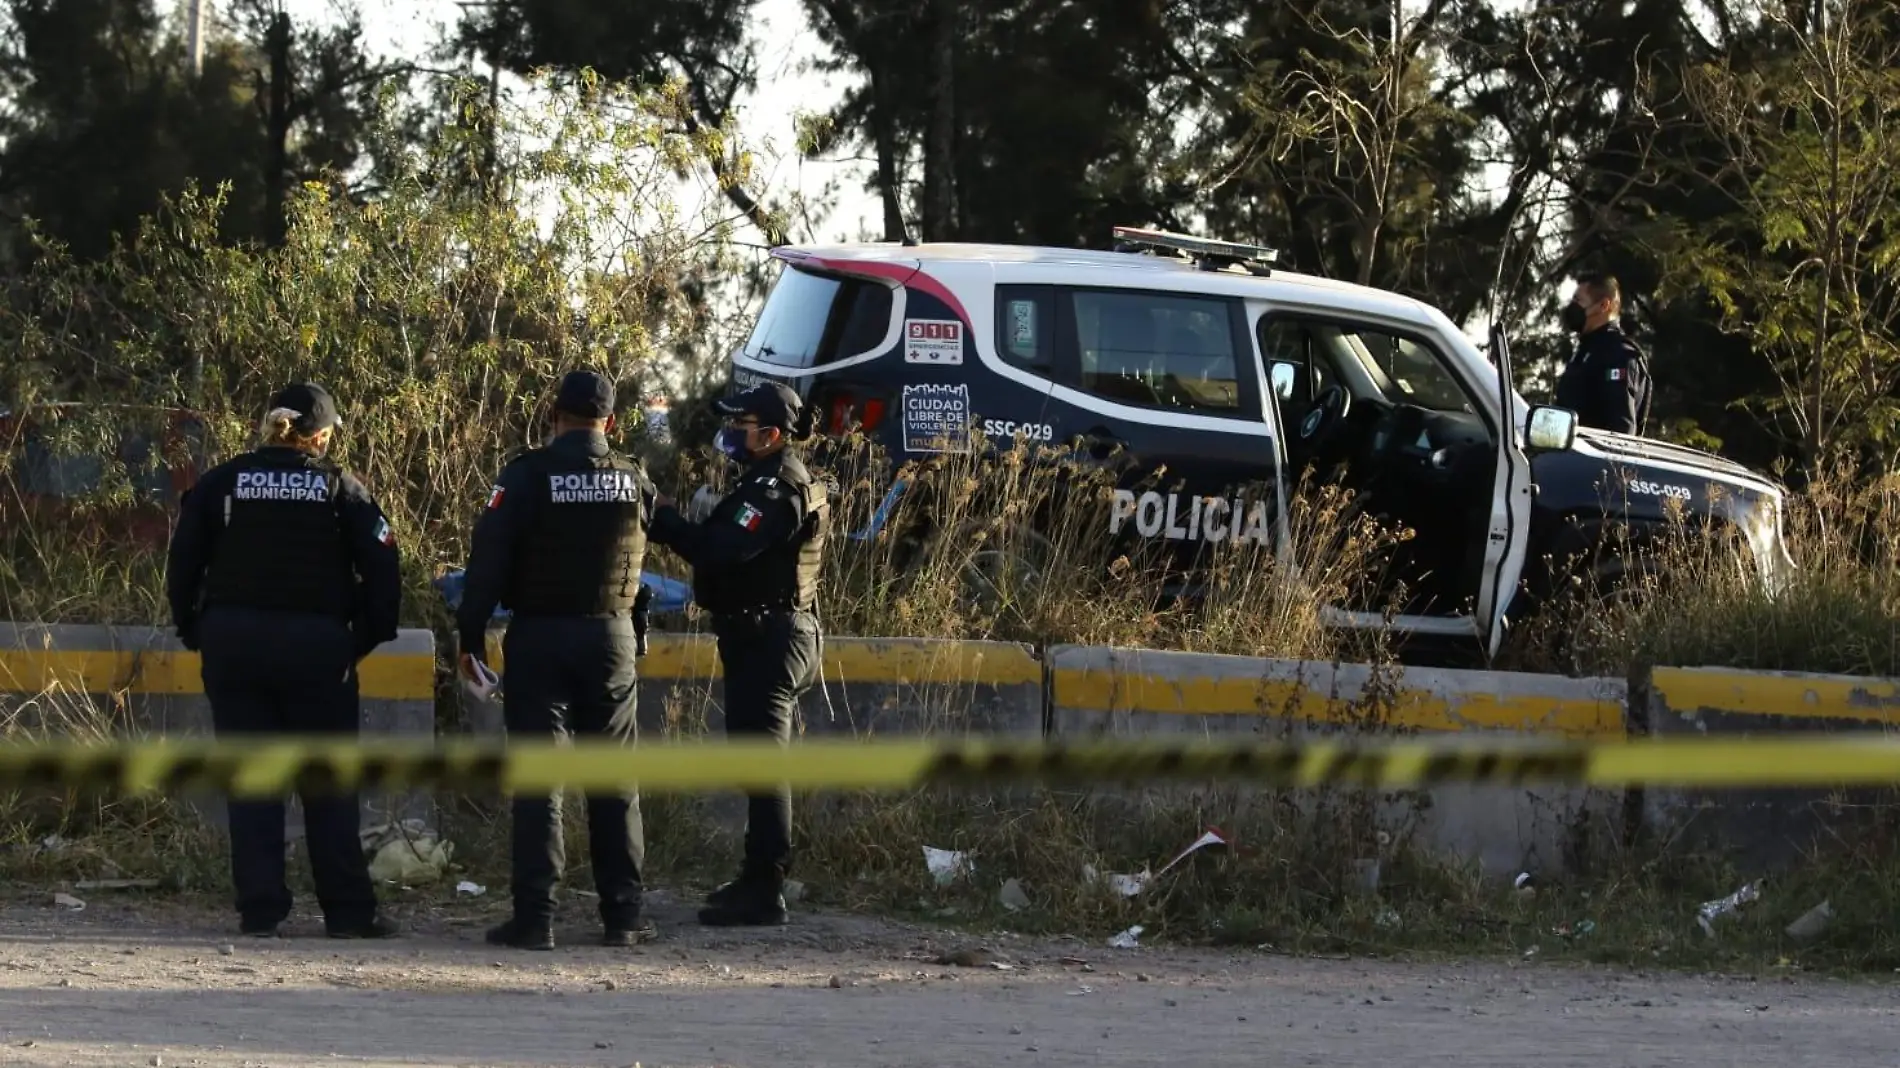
[
  {"xmin": 649, "ymin": 382, "xmax": 826, "ymax": 927},
  {"xmin": 165, "ymin": 382, "xmax": 402, "ymax": 939}
]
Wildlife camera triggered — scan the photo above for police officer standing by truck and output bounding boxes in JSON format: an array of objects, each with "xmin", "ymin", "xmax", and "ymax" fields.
[
  {"xmin": 165, "ymin": 382, "xmax": 402, "ymax": 940},
  {"xmin": 456, "ymin": 369, "xmax": 660, "ymax": 951},
  {"xmin": 1556, "ymin": 272, "xmax": 1653, "ymax": 436},
  {"xmin": 648, "ymin": 382, "xmax": 826, "ymax": 927}
]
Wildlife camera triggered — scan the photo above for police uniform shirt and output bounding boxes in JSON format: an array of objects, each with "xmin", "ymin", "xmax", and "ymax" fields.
[
  {"xmin": 649, "ymin": 450, "xmax": 825, "ymax": 615},
  {"xmin": 455, "ymin": 429, "xmax": 658, "ymax": 659},
  {"xmin": 165, "ymin": 445, "xmax": 402, "ymax": 652},
  {"xmin": 1555, "ymin": 322, "xmax": 1652, "ymax": 435}
]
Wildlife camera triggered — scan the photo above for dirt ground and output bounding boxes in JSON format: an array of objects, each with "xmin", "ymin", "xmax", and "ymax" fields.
[{"xmin": 0, "ymin": 890, "xmax": 1896, "ymax": 1068}]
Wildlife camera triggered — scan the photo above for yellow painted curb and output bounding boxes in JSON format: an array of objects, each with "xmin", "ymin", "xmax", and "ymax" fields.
[
  {"xmin": 483, "ymin": 633, "xmax": 1041, "ymax": 687},
  {"xmin": 0, "ymin": 650, "xmax": 436, "ymax": 701},
  {"xmin": 1051, "ymin": 668, "xmax": 1624, "ymax": 738},
  {"xmin": 1653, "ymin": 667, "xmax": 1900, "ymax": 726}
]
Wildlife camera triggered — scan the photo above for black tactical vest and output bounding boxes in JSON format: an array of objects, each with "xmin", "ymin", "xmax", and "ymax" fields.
[
  {"xmin": 201, "ymin": 450, "xmax": 352, "ymax": 618},
  {"xmin": 696, "ymin": 454, "xmax": 827, "ymax": 614},
  {"xmin": 505, "ymin": 446, "xmax": 649, "ymax": 617}
]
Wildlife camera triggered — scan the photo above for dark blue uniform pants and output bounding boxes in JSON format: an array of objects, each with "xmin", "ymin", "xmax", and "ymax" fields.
[
  {"xmin": 199, "ymin": 606, "xmax": 377, "ymax": 927},
  {"xmin": 714, "ymin": 609, "xmax": 820, "ymax": 877},
  {"xmin": 501, "ymin": 616, "xmax": 645, "ymax": 927}
]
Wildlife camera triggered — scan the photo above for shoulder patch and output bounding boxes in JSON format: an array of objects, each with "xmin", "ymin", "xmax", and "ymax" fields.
[
  {"xmin": 374, "ymin": 515, "xmax": 396, "ymax": 546},
  {"xmin": 733, "ymin": 503, "xmax": 764, "ymax": 531},
  {"xmin": 486, "ymin": 485, "xmax": 506, "ymax": 510},
  {"xmin": 1607, "ymin": 367, "xmax": 1623, "ymax": 381}
]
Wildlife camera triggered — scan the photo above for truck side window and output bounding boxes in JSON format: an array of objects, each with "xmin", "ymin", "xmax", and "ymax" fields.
[
  {"xmin": 995, "ymin": 285, "xmax": 1055, "ymax": 372},
  {"xmin": 1070, "ymin": 290, "xmax": 1242, "ymax": 414}
]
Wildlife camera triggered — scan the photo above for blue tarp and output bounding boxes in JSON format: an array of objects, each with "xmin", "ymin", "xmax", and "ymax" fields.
[{"xmin": 433, "ymin": 568, "xmax": 693, "ymax": 619}]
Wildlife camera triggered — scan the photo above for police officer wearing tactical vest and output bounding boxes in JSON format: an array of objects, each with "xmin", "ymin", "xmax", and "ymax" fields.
[
  {"xmin": 165, "ymin": 382, "xmax": 402, "ymax": 940},
  {"xmin": 648, "ymin": 382, "xmax": 826, "ymax": 927},
  {"xmin": 457, "ymin": 369, "xmax": 661, "ymax": 951},
  {"xmin": 1556, "ymin": 272, "xmax": 1653, "ymax": 436}
]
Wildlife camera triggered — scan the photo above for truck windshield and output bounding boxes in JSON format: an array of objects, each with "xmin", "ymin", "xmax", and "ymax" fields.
[{"xmin": 742, "ymin": 265, "xmax": 895, "ymax": 369}]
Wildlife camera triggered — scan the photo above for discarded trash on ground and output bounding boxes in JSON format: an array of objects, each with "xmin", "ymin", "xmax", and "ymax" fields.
[
  {"xmin": 783, "ymin": 880, "xmax": 806, "ymax": 904},
  {"xmin": 368, "ymin": 833, "xmax": 453, "ymax": 885},
  {"xmin": 1374, "ymin": 907, "xmax": 1401, "ymax": 929},
  {"xmin": 998, "ymin": 878, "xmax": 1030, "ymax": 912},
  {"xmin": 455, "ymin": 881, "xmax": 486, "ymax": 897},
  {"xmin": 1785, "ymin": 900, "xmax": 1832, "ymax": 943},
  {"xmin": 922, "ymin": 846, "xmax": 973, "ymax": 886},
  {"xmin": 1697, "ymin": 881, "xmax": 1762, "ymax": 938},
  {"xmin": 1108, "ymin": 925, "xmax": 1144, "ymax": 949},
  {"xmin": 51, "ymin": 893, "xmax": 85, "ymax": 911},
  {"xmin": 1155, "ymin": 827, "xmax": 1228, "ymax": 877},
  {"xmin": 1554, "ymin": 919, "xmax": 1596, "ymax": 940},
  {"xmin": 73, "ymin": 879, "xmax": 160, "ymax": 892},
  {"xmin": 1083, "ymin": 865, "xmax": 1151, "ymax": 898}
]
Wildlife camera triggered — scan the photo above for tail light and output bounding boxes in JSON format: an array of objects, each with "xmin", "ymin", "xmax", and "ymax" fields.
[{"xmin": 825, "ymin": 392, "xmax": 887, "ymax": 436}]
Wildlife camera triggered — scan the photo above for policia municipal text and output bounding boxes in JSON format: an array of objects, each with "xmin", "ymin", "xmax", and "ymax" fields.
[
  {"xmin": 648, "ymin": 382, "xmax": 828, "ymax": 927},
  {"xmin": 457, "ymin": 370, "xmax": 662, "ymax": 951},
  {"xmin": 165, "ymin": 382, "xmax": 403, "ymax": 939}
]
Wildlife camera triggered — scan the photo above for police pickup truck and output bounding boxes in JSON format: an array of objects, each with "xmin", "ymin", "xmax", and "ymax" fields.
[{"xmin": 723, "ymin": 226, "xmax": 1793, "ymax": 661}]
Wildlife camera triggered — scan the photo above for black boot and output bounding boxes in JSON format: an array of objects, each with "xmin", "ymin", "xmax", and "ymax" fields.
[
  {"xmin": 601, "ymin": 916, "xmax": 659, "ymax": 947},
  {"xmin": 697, "ymin": 869, "xmax": 788, "ymax": 927},
  {"xmin": 485, "ymin": 916, "xmax": 555, "ymax": 951}
]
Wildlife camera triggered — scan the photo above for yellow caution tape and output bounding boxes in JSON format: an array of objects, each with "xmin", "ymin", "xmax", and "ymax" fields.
[{"xmin": 2, "ymin": 735, "xmax": 1900, "ymax": 797}]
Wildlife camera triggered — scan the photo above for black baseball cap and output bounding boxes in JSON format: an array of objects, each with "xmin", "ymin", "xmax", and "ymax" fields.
[
  {"xmin": 267, "ymin": 382, "xmax": 342, "ymax": 434},
  {"xmin": 553, "ymin": 370, "xmax": 616, "ymax": 419},
  {"xmin": 714, "ymin": 382, "xmax": 803, "ymax": 431}
]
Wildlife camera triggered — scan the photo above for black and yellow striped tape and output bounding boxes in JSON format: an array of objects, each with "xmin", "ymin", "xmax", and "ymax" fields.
[{"xmin": 4, "ymin": 735, "xmax": 1900, "ymax": 796}]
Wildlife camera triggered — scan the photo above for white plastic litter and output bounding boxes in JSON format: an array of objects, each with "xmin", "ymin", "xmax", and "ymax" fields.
[
  {"xmin": 923, "ymin": 846, "xmax": 973, "ymax": 886},
  {"xmin": 52, "ymin": 893, "xmax": 85, "ymax": 911},
  {"xmin": 1108, "ymin": 925, "xmax": 1144, "ymax": 949},
  {"xmin": 998, "ymin": 878, "xmax": 1030, "ymax": 911},
  {"xmin": 1697, "ymin": 880, "xmax": 1763, "ymax": 938},
  {"xmin": 369, "ymin": 834, "xmax": 453, "ymax": 885},
  {"xmin": 456, "ymin": 881, "xmax": 486, "ymax": 897}
]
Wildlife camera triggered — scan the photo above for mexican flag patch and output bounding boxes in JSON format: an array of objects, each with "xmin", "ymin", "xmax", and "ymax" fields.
[
  {"xmin": 486, "ymin": 485, "xmax": 505, "ymax": 510},
  {"xmin": 374, "ymin": 516, "xmax": 395, "ymax": 546},
  {"xmin": 734, "ymin": 503, "xmax": 763, "ymax": 531}
]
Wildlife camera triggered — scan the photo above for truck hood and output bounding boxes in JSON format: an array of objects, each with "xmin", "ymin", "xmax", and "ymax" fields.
[{"xmin": 1572, "ymin": 427, "xmax": 1783, "ymax": 499}]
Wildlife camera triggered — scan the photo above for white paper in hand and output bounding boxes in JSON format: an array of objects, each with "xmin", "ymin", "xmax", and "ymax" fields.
[{"xmin": 462, "ymin": 658, "xmax": 501, "ymax": 701}]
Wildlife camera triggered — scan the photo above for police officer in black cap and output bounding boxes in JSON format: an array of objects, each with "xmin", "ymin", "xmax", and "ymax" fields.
[
  {"xmin": 457, "ymin": 369, "xmax": 660, "ymax": 951},
  {"xmin": 648, "ymin": 381, "xmax": 826, "ymax": 927},
  {"xmin": 1556, "ymin": 272, "xmax": 1653, "ymax": 435},
  {"xmin": 165, "ymin": 382, "xmax": 402, "ymax": 939}
]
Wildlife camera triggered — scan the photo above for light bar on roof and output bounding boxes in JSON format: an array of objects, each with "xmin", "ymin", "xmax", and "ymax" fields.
[{"xmin": 1110, "ymin": 226, "xmax": 1279, "ymax": 269}]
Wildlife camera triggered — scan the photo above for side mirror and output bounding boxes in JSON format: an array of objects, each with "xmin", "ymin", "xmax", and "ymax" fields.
[
  {"xmin": 1526, "ymin": 405, "xmax": 1578, "ymax": 452},
  {"xmin": 1269, "ymin": 362, "xmax": 1296, "ymax": 401}
]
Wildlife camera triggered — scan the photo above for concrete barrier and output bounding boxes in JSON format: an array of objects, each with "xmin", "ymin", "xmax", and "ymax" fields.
[
  {"xmin": 0, "ymin": 622, "xmax": 438, "ymax": 830},
  {"xmin": 1639, "ymin": 665, "xmax": 1900, "ymax": 871},
  {"xmin": 459, "ymin": 630, "xmax": 1043, "ymax": 740},
  {"xmin": 1048, "ymin": 645, "xmax": 1628, "ymax": 878}
]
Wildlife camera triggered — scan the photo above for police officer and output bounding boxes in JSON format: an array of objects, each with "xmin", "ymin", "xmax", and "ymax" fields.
[
  {"xmin": 1556, "ymin": 272, "xmax": 1653, "ymax": 435},
  {"xmin": 457, "ymin": 369, "xmax": 660, "ymax": 951},
  {"xmin": 648, "ymin": 382, "xmax": 826, "ymax": 927},
  {"xmin": 164, "ymin": 382, "xmax": 401, "ymax": 940}
]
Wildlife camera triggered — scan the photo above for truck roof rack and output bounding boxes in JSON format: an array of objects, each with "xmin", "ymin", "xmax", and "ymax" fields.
[{"xmin": 1111, "ymin": 225, "xmax": 1277, "ymax": 276}]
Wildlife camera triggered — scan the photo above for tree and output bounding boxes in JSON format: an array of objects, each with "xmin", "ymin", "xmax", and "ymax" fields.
[
  {"xmin": 461, "ymin": 0, "xmax": 789, "ymax": 244},
  {"xmin": 1659, "ymin": 0, "xmax": 1900, "ymax": 471}
]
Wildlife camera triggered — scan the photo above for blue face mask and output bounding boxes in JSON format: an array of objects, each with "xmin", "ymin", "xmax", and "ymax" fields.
[{"xmin": 715, "ymin": 427, "xmax": 751, "ymax": 462}]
